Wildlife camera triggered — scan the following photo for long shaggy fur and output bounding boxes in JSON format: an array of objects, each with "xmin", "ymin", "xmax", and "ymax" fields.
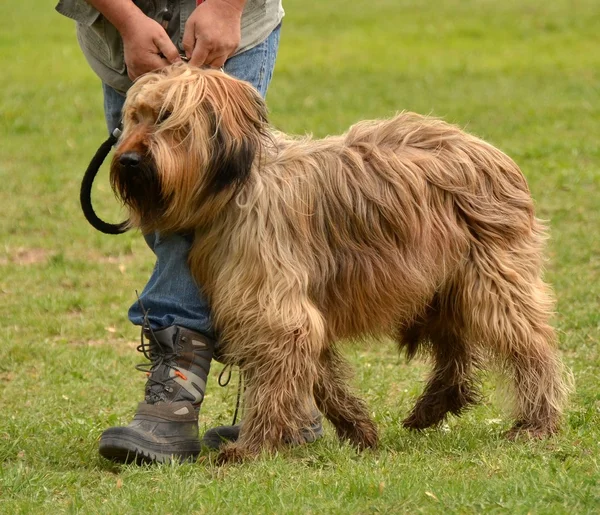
[{"xmin": 111, "ymin": 63, "xmax": 570, "ymax": 462}]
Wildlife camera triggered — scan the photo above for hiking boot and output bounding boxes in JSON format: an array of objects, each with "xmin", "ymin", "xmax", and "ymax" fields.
[
  {"xmin": 201, "ymin": 407, "xmax": 325, "ymax": 450},
  {"xmin": 99, "ymin": 325, "xmax": 214, "ymax": 464}
]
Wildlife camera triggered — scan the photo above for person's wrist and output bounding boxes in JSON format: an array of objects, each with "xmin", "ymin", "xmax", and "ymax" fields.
[
  {"xmin": 112, "ymin": 3, "xmax": 148, "ymax": 38},
  {"xmin": 207, "ymin": 0, "xmax": 246, "ymax": 14}
]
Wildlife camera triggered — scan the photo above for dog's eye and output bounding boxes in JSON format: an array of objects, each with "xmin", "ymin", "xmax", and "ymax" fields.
[{"xmin": 157, "ymin": 110, "xmax": 172, "ymax": 124}]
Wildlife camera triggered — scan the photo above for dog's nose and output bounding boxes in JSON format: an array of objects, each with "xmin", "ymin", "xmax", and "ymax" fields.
[{"xmin": 119, "ymin": 151, "xmax": 142, "ymax": 167}]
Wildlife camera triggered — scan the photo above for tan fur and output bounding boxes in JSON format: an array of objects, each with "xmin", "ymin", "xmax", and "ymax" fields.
[{"xmin": 111, "ymin": 63, "xmax": 570, "ymax": 462}]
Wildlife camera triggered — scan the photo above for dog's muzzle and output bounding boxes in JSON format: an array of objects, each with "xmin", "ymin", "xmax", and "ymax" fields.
[{"xmin": 110, "ymin": 151, "xmax": 166, "ymax": 223}]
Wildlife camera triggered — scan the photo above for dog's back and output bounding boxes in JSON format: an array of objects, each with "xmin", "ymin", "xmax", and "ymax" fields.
[{"xmin": 256, "ymin": 113, "xmax": 540, "ymax": 341}]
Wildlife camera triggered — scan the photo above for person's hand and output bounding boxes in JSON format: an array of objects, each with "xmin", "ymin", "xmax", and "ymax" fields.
[
  {"xmin": 182, "ymin": 0, "xmax": 244, "ymax": 68},
  {"xmin": 120, "ymin": 10, "xmax": 182, "ymax": 80}
]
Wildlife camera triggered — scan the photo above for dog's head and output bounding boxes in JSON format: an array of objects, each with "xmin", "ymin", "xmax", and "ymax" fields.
[{"xmin": 110, "ymin": 63, "xmax": 269, "ymax": 232}]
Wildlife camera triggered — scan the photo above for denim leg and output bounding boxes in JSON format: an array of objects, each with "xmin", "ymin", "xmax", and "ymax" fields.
[
  {"xmin": 129, "ymin": 231, "xmax": 215, "ymax": 335},
  {"xmin": 224, "ymin": 23, "xmax": 281, "ymax": 97},
  {"xmin": 102, "ymin": 83, "xmax": 125, "ymax": 134},
  {"xmin": 103, "ymin": 24, "xmax": 282, "ymax": 336}
]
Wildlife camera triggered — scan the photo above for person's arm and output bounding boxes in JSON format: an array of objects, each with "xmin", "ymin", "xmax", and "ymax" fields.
[
  {"xmin": 183, "ymin": 0, "xmax": 247, "ymax": 68},
  {"xmin": 86, "ymin": 0, "xmax": 181, "ymax": 80}
]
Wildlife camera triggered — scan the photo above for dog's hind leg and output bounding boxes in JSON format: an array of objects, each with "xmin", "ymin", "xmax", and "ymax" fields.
[
  {"xmin": 399, "ymin": 301, "xmax": 481, "ymax": 430},
  {"xmin": 457, "ymin": 243, "xmax": 570, "ymax": 438},
  {"xmin": 313, "ymin": 347, "xmax": 379, "ymax": 449}
]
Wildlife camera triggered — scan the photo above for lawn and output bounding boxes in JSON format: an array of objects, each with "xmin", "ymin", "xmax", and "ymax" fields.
[{"xmin": 0, "ymin": 0, "xmax": 599, "ymax": 513}]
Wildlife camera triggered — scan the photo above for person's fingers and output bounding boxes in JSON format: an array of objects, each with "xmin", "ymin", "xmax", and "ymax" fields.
[
  {"xmin": 182, "ymin": 27, "xmax": 195, "ymax": 59},
  {"xmin": 156, "ymin": 34, "xmax": 182, "ymax": 64},
  {"xmin": 189, "ymin": 41, "xmax": 210, "ymax": 67},
  {"xmin": 206, "ymin": 54, "xmax": 227, "ymax": 69},
  {"xmin": 127, "ymin": 54, "xmax": 171, "ymax": 80}
]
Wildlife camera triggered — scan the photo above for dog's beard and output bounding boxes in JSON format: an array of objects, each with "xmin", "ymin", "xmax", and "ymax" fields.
[{"xmin": 110, "ymin": 154, "xmax": 167, "ymax": 225}]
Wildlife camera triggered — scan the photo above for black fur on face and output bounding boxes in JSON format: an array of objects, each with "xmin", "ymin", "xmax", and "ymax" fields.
[
  {"xmin": 203, "ymin": 95, "xmax": 269, "ymax": 196},
  {"xmin": 110, "ymin": 150, "xmax": 166, "ymax": 225},
  {"xmin": 205, "ymin": 114, "xmax": 254, "ymax": 194}
]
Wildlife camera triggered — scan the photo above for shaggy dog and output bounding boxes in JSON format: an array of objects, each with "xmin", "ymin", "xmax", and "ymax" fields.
[{"xmin": 110, "ymin": 63, "xmax": 569, "ymax": 463}]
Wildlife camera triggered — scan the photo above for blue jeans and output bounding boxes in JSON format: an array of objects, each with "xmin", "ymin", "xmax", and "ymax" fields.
[{"xmin": 103, "ymin": 25, "xmax": 281, "ymax": 337}]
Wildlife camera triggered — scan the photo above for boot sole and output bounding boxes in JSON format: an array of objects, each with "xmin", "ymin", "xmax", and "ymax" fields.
[
  {"xmin": 99, "ymin": 428, "xmax": 201, "ymax": 465},
  {"xmin": 202, "ymin": 419, "xmax": 325, "ymax": 450}
]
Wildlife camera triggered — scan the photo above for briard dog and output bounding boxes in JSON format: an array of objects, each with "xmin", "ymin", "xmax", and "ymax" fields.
[{"xmin": 110, "ymin": 63, "xmax": 569, "ymax": 463}]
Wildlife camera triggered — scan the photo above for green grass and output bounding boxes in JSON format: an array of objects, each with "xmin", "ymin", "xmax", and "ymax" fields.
[{"xmin": 1, "ymin": 0, "xmax": 599, "ymax": 513}]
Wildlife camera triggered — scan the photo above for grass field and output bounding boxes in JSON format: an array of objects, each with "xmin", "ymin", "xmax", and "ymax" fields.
[{"xmin": 1, "ymin": 0, "xmax": 599, "ymax": 513}]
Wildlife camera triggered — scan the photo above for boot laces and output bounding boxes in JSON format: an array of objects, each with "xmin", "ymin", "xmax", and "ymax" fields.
[
  {"xmin": 135, "ymin": 295, "xmax": 180, "ymax": 403},
  {"xmin": 134, "ymin": 294, "xmax": 243, "ymax": 417}
]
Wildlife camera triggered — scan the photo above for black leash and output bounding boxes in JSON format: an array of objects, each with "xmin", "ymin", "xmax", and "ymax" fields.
[
  {"xmin": 218, "ymin": 364, "xmax": 245, "ymax": 426},
  {"xmin": 80, "ymin": 126, "xmax": 130, "ymax": 235}
]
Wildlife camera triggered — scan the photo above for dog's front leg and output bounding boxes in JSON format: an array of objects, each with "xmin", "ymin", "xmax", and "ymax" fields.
[{"xmin": 216, "ymin": 298, "xmax": 326, "ymax": 464}]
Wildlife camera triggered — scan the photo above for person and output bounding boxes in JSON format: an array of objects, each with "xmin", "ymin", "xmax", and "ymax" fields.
[{"xmin": 56, "ymin": 0, "xmax": 322, "ymax": 463}]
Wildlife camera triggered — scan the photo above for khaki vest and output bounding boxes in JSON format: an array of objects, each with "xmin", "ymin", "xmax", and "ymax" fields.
[{"xmin": 56, "ymin": 0, "xmax": 284, "ymax": 93}]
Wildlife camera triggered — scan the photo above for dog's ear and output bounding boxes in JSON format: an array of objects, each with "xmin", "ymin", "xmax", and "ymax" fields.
[{"xmin": 204, "ymin": 76, "xmax": 269, "ymax": 194}]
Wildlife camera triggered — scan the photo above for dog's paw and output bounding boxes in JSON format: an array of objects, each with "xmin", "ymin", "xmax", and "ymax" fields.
[
  {"xmin": 355, "ymin": 429, "xmax": 379, "ymax": 450},
  {"xmin": 334, "ymin": 419, "xmax": 379, "ymax": 449},
  {"xmin": 505, "ymin": 421, "xmax": 557, "ymax": 441},
  {"xmin": 402, "ymin": 411, "xmax": 440, "ymax": 431},
  {"xmin": 216, "ymin": 443, "xmax": 256, "ymax": 465},
  {"xmin": 351, "ymin": 421, "xmax": 379, "ymax": 450}
]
